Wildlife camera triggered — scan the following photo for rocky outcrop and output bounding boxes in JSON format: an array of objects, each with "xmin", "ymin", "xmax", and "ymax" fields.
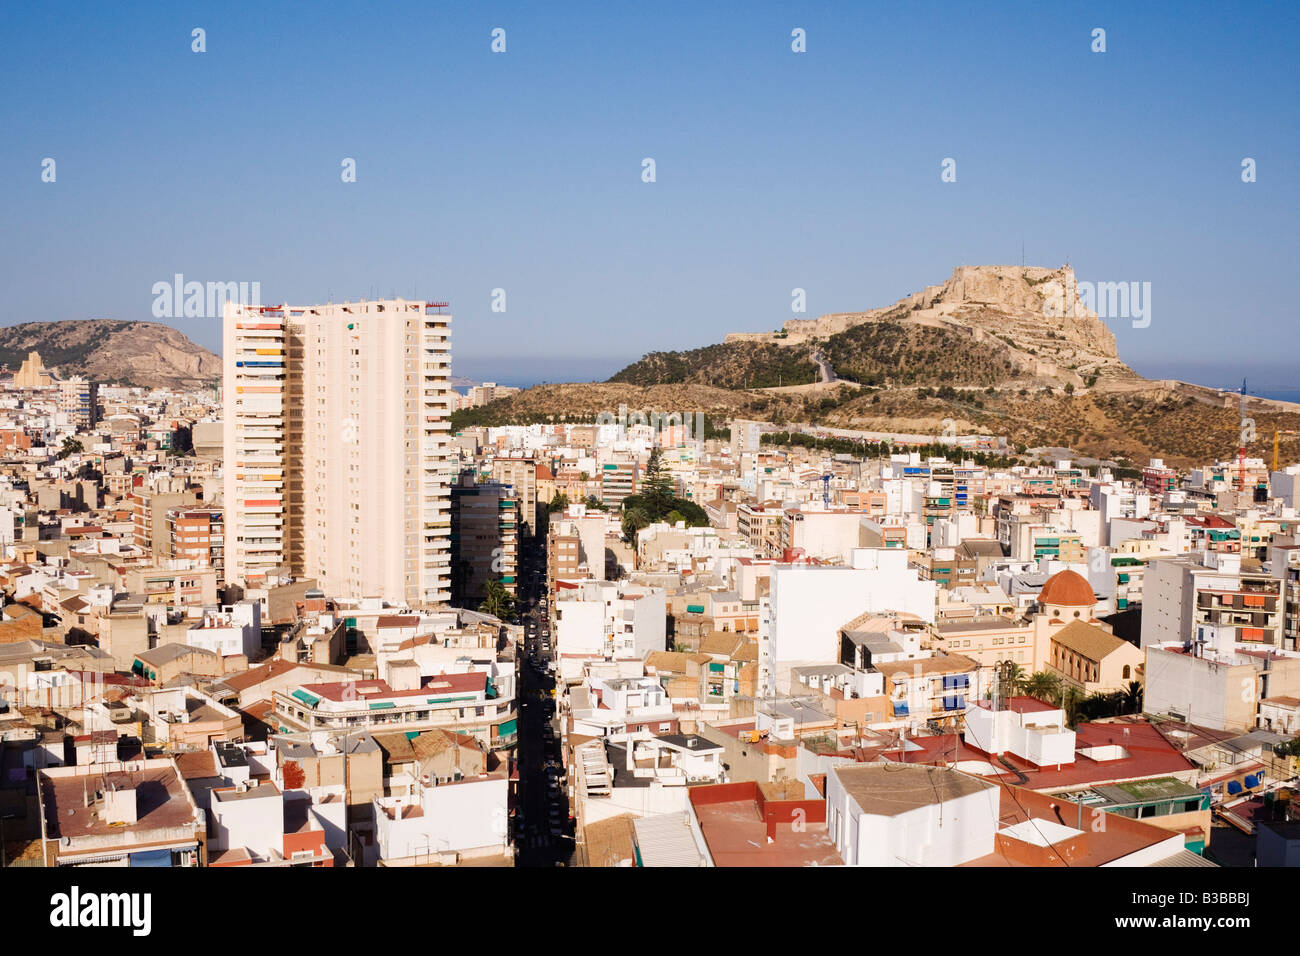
[
  {"xmin": 0, "ymin": 320, "xmax": 219, "ymax": 389},
  {"xmin": 726, "ymin": 264, "xmax": 1131, "ymax": 383}
]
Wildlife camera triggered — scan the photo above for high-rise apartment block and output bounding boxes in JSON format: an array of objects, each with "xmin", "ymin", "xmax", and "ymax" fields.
[
  {"xmin": 223, "ymin": 299, "xmax": 453, "ymax": 606},
  {"xmin": 58, "ymin": 377, "xmax": 99, "ymax": 428},
  {"xmin": 490, "ymin": 457, "xmax": 538, "ymax": 537},
  {"xmin": 450, "ymin": 472, "xmax": 519, "ymax": 604}
]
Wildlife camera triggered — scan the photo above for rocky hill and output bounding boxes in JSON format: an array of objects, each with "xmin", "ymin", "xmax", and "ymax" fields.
[
  {"xmin": 0, "ymin": 320, "xmax": 219, "ymax": 389},
  {"xmin": 616, "ymin": 265, "xmax": 1134, "ymax": 390},
  {"xmin": 478, "ymin": 264, "xmax": 1300, "ymax": 467}
]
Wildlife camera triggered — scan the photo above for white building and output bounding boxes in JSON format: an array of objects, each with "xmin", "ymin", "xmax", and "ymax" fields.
[
  {"xmin": 372, "ymin": 773, "xmax": 509, "ymax": 864},
  {"xmin": 554, "ymin": 580, "xmax": 667, "ymax": 678},
  {"xmin": 762, "ymin": 548, "xmax": 937, "ymax": 693},
  {"xmin": 826, "ymin": 764, "xmax": 1000, "ymax": 867},
  {"xmin": 962, "ymin": 699, "xmax": 1076, "ymax": 766},
  {"xmin": 187, "ymin": 601, "xmax": 261, "ymax": 659}
]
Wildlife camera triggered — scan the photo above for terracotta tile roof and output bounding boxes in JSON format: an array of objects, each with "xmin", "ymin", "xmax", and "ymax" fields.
[{"xmin": 1051, "ymin": 620, "xmax": 1133, "ymax": 662}]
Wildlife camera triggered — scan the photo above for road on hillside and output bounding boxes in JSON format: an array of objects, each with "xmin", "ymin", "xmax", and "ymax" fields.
[{"xmin": 810, "ymin": 350, "xmax": 837, "ymax": 384}]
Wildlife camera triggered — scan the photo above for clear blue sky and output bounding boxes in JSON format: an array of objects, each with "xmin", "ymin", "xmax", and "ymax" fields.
[{"xmin": 2, "ymin": 1, "xmax": 1297, "ymax": 388}]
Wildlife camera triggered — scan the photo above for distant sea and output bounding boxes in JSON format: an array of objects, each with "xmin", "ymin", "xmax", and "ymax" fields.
[
  {"xmin": 453, "ymin": 356, "xmax": 1300, "ymax": 402},
  {"xmin": 451, "ymin": 356, "xmax": 633, "ymax": 390},
  {"xmin": 1121, "ymin": 360, "xmax": 1298, "ymax": 405}
]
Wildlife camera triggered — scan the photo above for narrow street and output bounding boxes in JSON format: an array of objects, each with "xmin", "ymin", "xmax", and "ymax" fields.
[{"xmin": 513, "ymin": 534, "xmax": 575, "ymax": 867}]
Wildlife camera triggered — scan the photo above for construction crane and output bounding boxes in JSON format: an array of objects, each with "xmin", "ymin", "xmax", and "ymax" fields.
[{"xmin": 1238, "ymin": 378, "xmax": 1248, "ymax": 493}]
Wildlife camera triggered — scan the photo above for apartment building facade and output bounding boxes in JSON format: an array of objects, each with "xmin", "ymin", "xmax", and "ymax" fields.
[
  {"xmin": 450, "ymin": 473, "xmax": 519, "ymax": 604},
  {"xmin": 223, "ymin": 300, "xmax": 453, "ymax": 606}
]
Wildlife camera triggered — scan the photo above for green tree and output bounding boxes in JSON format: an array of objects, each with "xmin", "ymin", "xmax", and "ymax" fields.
[
  {"xmin": 996, "ymin": 661, "xmax": 1027, "ymax": 697},
  {"xmin": 56, "ymin": 437, "xmax": 83, "ymax": 460},
  {"xmin": 622, "ymin": 507, "xmax": 651, "ymax": 540},
  {"xmin": 478, "ymin": 579, "xmax": 516, "ymax": 622},
  {"xmin": 1122, "ymin": 680, "xmax": 1143, "ymax": 715},
  {"xmin": 1062, "ymin": 685, "xmax": 1086, "ymax": 726},
  {"xmin": 547, "ymin": 492, "xmax": 569, "ymax": 514},
  {"xmin": 640, "ymin": 448, "xmax": 674, "ymax": 518},
  {"xmin": 1021, "ymin": 671, "xmax": 1063, "ymax": 706}
]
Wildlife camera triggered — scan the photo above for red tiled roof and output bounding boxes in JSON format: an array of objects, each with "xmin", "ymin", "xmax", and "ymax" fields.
[
  {"xmin": 960, "ymin": 781, "xmax": 1186, "ymax": 867},
  {"xmin": 886, "ymin": 721, "xmax": 1196, "ymax": 790}
]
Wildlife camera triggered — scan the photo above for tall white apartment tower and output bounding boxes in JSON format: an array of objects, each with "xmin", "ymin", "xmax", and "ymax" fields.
[{"xmin": 223, "ymin": 299, "xmax": 453, "ymax": 606}]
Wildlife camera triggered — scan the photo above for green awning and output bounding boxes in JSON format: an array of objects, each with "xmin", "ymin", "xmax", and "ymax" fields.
[
  {"xmin": 497, "ymin": 718, "xmax": 518, "ymax": 737},
  {"xmin": 369, "ymin": 702, "xmax": 396, "ymax": 710},
  {"xmin": 291, "ymin": 689, "xmax": 320, "ymax": 707}
]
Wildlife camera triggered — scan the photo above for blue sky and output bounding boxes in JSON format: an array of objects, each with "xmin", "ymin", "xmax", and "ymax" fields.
[{"xmin": 1, "ymin": 1, "xmax": 1297, "ymax": 388}]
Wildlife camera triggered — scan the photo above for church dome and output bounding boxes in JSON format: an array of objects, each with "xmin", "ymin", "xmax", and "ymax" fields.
[{"xmin": 1038, "ymin": 569, "xmax": 1096, "ymax": 608}]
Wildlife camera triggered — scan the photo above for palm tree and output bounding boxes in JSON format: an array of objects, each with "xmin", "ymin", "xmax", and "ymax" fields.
[
  {"xmin": 478, "ymin": 579, "xmax": 516, "ymax": 623},
  {"xmin": 1062, "ymin": 685, "xmax": 1086, "ymax": 727},
  {"xmin": 997, "ymin": 661, "xmax": 1027, "ymax": 697},
  {"xmin": 1122, "ymin": 680, "xmax": 1144, "ymax": 715},
  {"xmin": 1021, "ymin": 671, "xmax": 1064, "ymax": 706}
]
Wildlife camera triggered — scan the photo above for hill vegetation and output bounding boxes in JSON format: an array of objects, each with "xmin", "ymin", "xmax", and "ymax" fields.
[{"xmin": 609, "ymin": 342, "xmax": 818, "ymax": 389}]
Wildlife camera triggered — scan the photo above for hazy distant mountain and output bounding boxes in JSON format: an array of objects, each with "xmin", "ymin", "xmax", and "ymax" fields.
[{"xmin": 0, "ymin": 320, "xmax": 219, "ymax": 389}]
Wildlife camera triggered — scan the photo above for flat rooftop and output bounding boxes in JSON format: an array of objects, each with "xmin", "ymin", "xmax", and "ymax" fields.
[
  {"xmin": 691, "ymin": 792, "xmax": 842, "ymax": 867},
  {"xmin": 833, "ymin": 764, "xmax": 998, "ymax": 816},
  {"xmin": 41, "ymin": 763, "xmax": 196, "ymax": 842}
]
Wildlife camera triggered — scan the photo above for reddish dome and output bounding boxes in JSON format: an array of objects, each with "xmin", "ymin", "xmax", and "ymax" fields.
[{"xmin": 1037, "ymin": 569, "xmax": 1096, "ymax": 608}]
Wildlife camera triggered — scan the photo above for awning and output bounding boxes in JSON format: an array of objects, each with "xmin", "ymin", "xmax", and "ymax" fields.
[{"xmin": 129, "ymin": 848, "xmax": 172, "ymax": 867}]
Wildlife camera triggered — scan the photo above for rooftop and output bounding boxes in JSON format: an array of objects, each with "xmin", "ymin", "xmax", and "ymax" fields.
[
  {"xmin": 833, "ymin": 764, "xmax": 998, "ymax": 816},
  {"xmin": 688, "ymin": 781, "xmax": 842, "ymax": 867},
  {"xmin": 41, "ymin": 761, "xmax": 197, "ymax": 844}
]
